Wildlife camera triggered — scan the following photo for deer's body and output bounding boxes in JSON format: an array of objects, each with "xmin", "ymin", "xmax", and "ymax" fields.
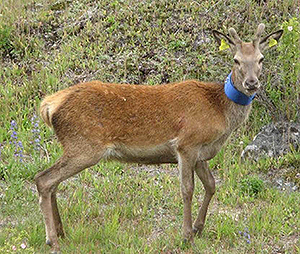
[
  {"xmin": 41, "ymin": 79, "xmax": 247, "ymax": 164},
  {"xmin": 35, "ymin": 24, "xmax": 283, "ymax": 254}
]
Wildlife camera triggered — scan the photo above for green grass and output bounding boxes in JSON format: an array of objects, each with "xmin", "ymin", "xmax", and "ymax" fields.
[{"xmin": 1, "ymin": 0, "xmax": 300, "ymax": 253}]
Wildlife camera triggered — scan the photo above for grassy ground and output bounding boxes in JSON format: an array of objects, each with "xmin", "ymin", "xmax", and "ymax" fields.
[{"xmin": 0, "ymin": 0, "xmax": 299, "ymax": 253}]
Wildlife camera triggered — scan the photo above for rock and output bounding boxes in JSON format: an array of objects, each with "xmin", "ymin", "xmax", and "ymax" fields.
[
  {"xmin": 275, "ymin": 178, "xmax": 298, "ymax": 192},
  {"xmin": 241, "ymin": 122, "xmax": 300, "ymax": 160}
]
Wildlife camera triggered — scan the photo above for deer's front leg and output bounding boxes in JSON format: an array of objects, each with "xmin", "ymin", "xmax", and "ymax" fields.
[
  {"xmin": 177, "ymin": 150, "xmax": 196, "ymax": 241},
  {"xmin": 193, "ymin": 160, "xmax": 215, "ymax": 236}
]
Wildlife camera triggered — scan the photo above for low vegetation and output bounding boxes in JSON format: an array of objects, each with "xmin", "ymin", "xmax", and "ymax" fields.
[{"xmin": 0, "ymin": 0, "xmax": 299, "ymax": 253}]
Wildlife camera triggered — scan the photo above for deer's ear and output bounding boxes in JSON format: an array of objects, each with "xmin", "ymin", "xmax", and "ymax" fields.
[
  {"xmin": 212, "ymin": 30, "xmax": 235, "ymax": 52},
  {"xmin": 259, "ymin": 30, "xmax": 283, "ymax": 51}
]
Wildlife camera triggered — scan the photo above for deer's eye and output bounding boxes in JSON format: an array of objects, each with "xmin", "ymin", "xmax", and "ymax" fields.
[
  {"xmin": 259, "ymin": 57, "xmax": 264, "ymax": 64},
  {"xmin": 234, "ymin": 59, "xmax": 240, "ymax": 65}
]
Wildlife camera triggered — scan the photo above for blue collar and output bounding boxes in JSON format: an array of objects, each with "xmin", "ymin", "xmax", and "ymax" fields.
[{"xmin": 224, "ymin": 72, "xmax": 256, "ymax": 106}]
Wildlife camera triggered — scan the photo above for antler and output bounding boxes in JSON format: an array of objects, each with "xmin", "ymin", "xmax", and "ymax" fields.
[
  {"xmin": 253, "ymin": 23, "xmax": 265, "ymax": 47},
  {"xmin": 228, "ymin": 27, "xmax": 242, "ymax": 45}
]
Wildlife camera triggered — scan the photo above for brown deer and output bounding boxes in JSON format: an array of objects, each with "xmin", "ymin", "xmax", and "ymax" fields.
[{"xmin": 35, "ymin": 24, "xmax": 283, "ymax": 253}]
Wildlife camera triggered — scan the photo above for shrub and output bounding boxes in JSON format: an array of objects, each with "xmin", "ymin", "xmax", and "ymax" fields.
[
  {"xmin": 239, "ymin": 176, "xmax": 265, "ymax": 197},
  {"xmin": 0, "ymin": 25, "xmax": 13, "ymax": 57},
  {"xmin": 266, "ymin": 18, "xmax": 300, "ymax": 121}
]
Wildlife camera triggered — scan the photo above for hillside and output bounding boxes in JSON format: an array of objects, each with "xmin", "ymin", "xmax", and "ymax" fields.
[{"xmin": 0, "ymin": 0, "xmax": 299, "ymax": 253}]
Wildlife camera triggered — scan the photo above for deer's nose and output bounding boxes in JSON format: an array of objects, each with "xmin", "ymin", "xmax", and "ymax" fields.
[{"xmin": 245, "ymin": 78, "xmax": 259, "ymax": 90}]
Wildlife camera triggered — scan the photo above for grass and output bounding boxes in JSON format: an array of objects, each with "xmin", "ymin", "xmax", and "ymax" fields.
[{"xmin": 0, "ymin": 0, "xmax": 300, "ymax": 253}]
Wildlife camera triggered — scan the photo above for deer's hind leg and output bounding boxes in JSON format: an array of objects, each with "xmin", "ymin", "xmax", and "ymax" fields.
[
  {"xmin": 51, "ymin": 189, "xmax": 64, "ymax": 238},
  {"xmin": 35, "ymin": 148, "xmax": 103, "ymax": 253}
]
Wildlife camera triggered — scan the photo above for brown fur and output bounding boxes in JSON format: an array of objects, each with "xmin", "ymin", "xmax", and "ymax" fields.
[
  {"xmin": 35, "ymin": 24, "xmax": 283, "ymax": 253},
  {"xmin": 46, "ymin": 81, "xmax": 227, "ymax": 148}
]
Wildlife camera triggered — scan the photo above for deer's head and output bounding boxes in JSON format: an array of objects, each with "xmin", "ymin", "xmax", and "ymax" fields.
[{"xmin": 213, "ymin": 24, "xmax": 283, "ymax": 96}]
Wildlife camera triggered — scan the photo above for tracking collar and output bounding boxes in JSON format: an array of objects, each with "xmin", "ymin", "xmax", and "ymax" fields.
[{"xmin": 224, "ymin": 72, "xmax": 256, "ymax": 106}]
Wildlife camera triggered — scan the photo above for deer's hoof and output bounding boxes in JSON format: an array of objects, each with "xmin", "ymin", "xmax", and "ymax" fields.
[
  {"xmin": 182, "ymin": 237, "xmax": 194, "ymax": 249},
  {"xmin": 183, "ymin": 233, "xmax": 194, "ymax": 245},
  {"xmin": 192, "ymin": 226, "xmax": 203, "ymax": 237}
]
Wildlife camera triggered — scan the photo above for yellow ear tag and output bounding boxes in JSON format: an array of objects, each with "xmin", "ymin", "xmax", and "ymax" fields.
[
  {"xmin": 219, "ymin": 39, "xmax": 230, "ymax": 51},
  {"xmin": 269, "ymin": 38, "xmax": 278, "ymax": 48}
]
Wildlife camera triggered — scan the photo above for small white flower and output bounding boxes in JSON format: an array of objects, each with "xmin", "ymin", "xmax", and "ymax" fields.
[
  {"xmin": 20, "ymin": 243, "xmax": 27, "ymax": 249},
  {"xmin": 12, "ymin": 245, "xmax": 17, "ymax": 251},
  {"xmin": 288, "ymin": 26, "xmax": 293, "ymax": 31}
]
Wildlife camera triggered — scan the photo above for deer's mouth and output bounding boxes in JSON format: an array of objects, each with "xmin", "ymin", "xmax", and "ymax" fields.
[
  {"xmin": 246, "ymin": 87, "xmax": 258, "ymax": 93},
  {"xmin": 244, "ymin": 82, "xmax": 260, "ymax": 94}
]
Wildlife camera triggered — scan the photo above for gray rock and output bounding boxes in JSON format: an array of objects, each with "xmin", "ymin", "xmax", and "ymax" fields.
[{"xmin": 241, "ymin": 122, "xmax": 300, "ymax": 160}]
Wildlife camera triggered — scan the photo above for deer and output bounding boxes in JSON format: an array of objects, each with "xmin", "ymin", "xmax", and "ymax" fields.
[{"xmin": 35, "ymin": 24, "xmax": 283, "ymax": 253}]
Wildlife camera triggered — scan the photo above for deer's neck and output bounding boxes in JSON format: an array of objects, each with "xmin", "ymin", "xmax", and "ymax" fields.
[
  {"xmin": 226, "ymin": 100, "xmax": 252, "ymax": 132},
  {"xmin": 222, "ymin": 73, "xmax": 253, "ymax": 132}
]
